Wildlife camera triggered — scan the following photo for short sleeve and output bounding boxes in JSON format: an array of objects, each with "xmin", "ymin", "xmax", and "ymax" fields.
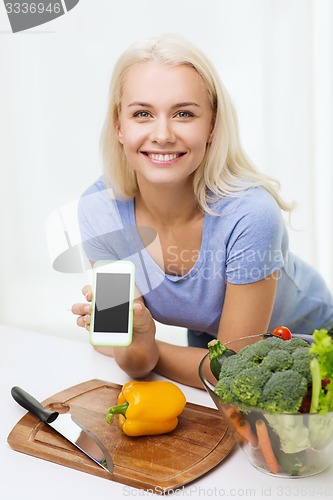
[
  {"xmin": 225, "ymin": 189, "xmax": 286, "ymax": 284},
  {"xmin": 78, "ymin": 180, "xmax": 125, "ymax": 262}
]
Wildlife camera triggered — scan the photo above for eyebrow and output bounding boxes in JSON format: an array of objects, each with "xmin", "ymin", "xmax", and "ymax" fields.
[{"xmin": 127, "ymin": 101, "xmax": 201, "ymax": 109}]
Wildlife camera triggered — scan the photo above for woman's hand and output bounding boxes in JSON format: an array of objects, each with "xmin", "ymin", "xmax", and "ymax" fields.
[
  {"xmin": 113, "ymin": 299, "xmax": 159, "ymax": 378},
  {"xmin": 71, "ymin": 284, "xmax": 159, "ymax": 377},
  {"xmin": 71, "ymin": 285, "xmax": 155, "ymax": 334},
  {"xmin": 71, "ymin": 285, "xmax": 92, "ymax": 332}
]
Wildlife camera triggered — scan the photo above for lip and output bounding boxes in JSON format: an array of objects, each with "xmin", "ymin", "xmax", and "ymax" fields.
[{"xmin": 141, "ymin": 151, "xmax": 186, "ymax": 166}]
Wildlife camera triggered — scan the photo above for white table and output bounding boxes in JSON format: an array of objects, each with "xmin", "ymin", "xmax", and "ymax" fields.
[{"xmin": 1, "ymin": 325, "xmax": 332, "ymax": 500}]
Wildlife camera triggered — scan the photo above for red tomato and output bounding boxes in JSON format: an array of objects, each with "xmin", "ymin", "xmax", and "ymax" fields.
[{"xmin": 271, "ymin": 325, "xmax": 292, "ymax": 340}]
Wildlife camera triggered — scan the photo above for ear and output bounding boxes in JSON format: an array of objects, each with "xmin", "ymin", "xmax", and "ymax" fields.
[
  {"xmin": 207, "ymin": 116, "xmax": 216, "ymax": 144},
  {"xmin": 207, "ymin": 129, "xmax": 214, "ymax": 144},
  {"xmin": 207, "ymin": 125, "xmax": 215, "ymax": 144},
  {"xmin": 116, "ymin": 118, "xmax": 124, "ymax": 144}
]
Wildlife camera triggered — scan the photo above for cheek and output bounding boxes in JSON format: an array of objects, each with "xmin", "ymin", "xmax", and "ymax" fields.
[
  {"xmin": 119, "ymin": 125, "xmax": 145, "ymax": 150},
  {"xmin": 119, "ymin": 132, "xmax": 144, "ymax": 168},
  {"xmin": 121, "ymin": 139, "xmax": 140, "ymax": 157},
  {"xmin": 186, "ymin": 130, "xmax": 211, "ymax": 156},
  {"xmin": 183, "ymin": 120, "xmax": 212, "ymax": 144}
]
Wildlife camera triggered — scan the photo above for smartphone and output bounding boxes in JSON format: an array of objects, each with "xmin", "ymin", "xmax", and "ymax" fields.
[{"xmin": 90, "ymin": 260, "xmax": 135, "ymax": 346}]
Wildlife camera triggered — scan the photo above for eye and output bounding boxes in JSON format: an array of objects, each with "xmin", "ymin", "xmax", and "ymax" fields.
[
  {"xmin": 175, "ymin": 111, "xmax": 194, "ymax": 118},
  {"xmin": 133, "ymin": 111, "xmax": 152, "ymax": 119}
]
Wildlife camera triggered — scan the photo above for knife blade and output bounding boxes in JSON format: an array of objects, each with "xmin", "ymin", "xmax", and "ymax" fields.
[{"xmin": 11, "ymin": 386, "xmax": 113, "ymax": 474}]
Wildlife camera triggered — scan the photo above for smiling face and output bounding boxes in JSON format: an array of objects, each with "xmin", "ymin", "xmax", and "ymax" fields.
[{"xmin": 116, "ymin": 61, "xmax": 214, "ymax": 189}]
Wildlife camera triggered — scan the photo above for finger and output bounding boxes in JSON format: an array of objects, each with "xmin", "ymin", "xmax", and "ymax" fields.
[
  {"xmin": 76, "ymin": 314, "xmax": 91, "ymax": 328},
  {"xmin": 76, "ymin": 315, "xmax": 86, "ymax": 328},
  {"xmin": 84, "ymin": 314, "xmax": 91, "ymax": 332},
  {"xmin": 133, "ymin": 301, "xmax": 144, "ymax": 317},
  {"xmin": 72, "ymin": 303, "xmax": 91, "ymax": 315},
  {"xmin": 82, "ymin": 284, "xmax": 92, "ymax": 301},
  {"xmin": 133, "ymin": 302, "xmax": 152, "ymax": 330}
]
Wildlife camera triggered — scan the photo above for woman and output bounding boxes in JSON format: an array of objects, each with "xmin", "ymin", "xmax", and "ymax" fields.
[{"xmin": 72, "ymin": 34, "xmax": 333, "ymax": 388}]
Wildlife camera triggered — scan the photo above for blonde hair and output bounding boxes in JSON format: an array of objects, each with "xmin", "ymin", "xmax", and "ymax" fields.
[{"xmin": 101, "ymin": 34, "xmax": 294, "ymax": 213}]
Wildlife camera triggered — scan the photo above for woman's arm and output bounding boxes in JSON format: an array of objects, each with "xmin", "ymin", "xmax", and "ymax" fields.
[
  {"xmin": 216, "ymin": 272, "xmax": 278, "ymax": 346},
  {"xmin": 72, "ymin": 273, "xmax": 277, "ymax": 388},
  {"xmin": 153, "ymin": 272, "xmax": 278, "ymax": 387}
]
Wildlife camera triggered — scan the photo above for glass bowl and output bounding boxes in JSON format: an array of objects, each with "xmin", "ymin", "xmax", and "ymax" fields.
[{"xmin": 198, "ymin": 335, "xmax": 333, "ymax": 478}]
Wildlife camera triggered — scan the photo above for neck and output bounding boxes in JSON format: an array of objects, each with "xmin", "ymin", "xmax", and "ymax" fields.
[{"xmin": 135, "ymin": 180, "xmax": 202, "ymax": 226}]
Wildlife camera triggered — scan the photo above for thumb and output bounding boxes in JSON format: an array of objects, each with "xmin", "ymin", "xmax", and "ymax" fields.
[
  {"xmin": 134, "ymin": 301, "xmax": 144, "ymax": 315},
  {"xmin": 133, "ymin": 301, "xmax": 152, "ymax": 330}
]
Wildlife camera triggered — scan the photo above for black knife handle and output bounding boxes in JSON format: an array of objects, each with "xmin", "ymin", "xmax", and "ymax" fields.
[{"xmin": 11, "ymin": 386, "xmax": 59, "ymax": 423}]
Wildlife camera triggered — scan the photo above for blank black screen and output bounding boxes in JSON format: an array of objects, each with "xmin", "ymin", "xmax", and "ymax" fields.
[{"xmin": 93, "ymin": 273, "xmax": 130, "ymax": 333}]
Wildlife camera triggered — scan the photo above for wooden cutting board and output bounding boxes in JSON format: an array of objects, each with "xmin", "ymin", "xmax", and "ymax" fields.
[{"xmin": 7, "ymin": 379, "xmax": 236, "ymax": 493}]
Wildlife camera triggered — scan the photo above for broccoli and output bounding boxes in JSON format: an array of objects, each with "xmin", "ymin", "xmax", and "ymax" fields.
[
  {"xmin": 218, "ymin": 355, "xmax": 255, "ymax": 378},
  {"xmin": 212, "ymin": 330, "xmax": 333, "ymax": 461},
  {"xmin": 258, "ymin": 370, "xmax": 308, "ymax": 413},
  {"xmin": 282, "ymin": 337, "xmax": 310, "ymax": 353},
  {"xmin": 213, "ymin": 336, "xmax": 313, "ymax": 456},
  {"xmin": 262, "ymin": 349, "xmax": 293, "ymax": 372},
  {"xmin": 214, "ymin": 337, "xmax": 310, "ymax": 413},
  {"xmin": 291, "ymin": 347, "xmax": 315, "ymax": 383},
  {"xmin": 240, "ymin": 337, "xmax": 282, "ymax": 363},
  {"xmin": 232, "ymin": 366, "xmax": 271, "ymax": 407},
  {"xmin": 214, "ymin": 376, "xmax": 234, "ymax": 403}
]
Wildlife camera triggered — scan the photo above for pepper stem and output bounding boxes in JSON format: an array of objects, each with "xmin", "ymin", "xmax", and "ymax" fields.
[{"xmin": 105, "ymin": 401, "xmax": 129, "ymax": 424}]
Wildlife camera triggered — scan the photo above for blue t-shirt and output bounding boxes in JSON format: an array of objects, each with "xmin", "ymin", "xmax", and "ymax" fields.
[{"xmin": 78, "ymin": 177, "xmax": 333, "ymax": 335}]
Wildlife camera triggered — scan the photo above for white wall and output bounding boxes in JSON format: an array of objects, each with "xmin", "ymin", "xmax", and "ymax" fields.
[{"xmin": 0, "ymin": 0, "xmax": 332, "ymax": 344}]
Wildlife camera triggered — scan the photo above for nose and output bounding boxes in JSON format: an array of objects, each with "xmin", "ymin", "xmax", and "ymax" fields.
[{"xmin": 149, "ymin": 117, "xmax": 175, "ymax": 145}]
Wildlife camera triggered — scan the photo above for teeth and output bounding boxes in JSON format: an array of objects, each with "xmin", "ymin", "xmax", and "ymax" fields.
[{"xmin": 148, "ymin": 153, "xmax": 179, "ymax": 161}]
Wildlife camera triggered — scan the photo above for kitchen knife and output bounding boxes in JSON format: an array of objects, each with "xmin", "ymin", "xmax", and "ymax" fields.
[{"xmin": 11, "ymin": 386, "xmax": 113, "ymax": 474}]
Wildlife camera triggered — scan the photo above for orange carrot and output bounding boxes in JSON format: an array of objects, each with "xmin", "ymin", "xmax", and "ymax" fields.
[
  {"xmin": 255, "ymin": 419, "xmax": 280, "ymax": 474},
  {"xmin": 224, "ymin": 407, "xmax": 247, "ymax": 443},
  {"xmin": 235, "ymin": 419, "xmax": 259, "ymax": 447}
]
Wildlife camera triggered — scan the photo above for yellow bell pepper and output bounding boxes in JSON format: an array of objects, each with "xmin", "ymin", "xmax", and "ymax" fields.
[{"xmin": 105, "ymin": 380, "xmax": 186, "ymax": 436}]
